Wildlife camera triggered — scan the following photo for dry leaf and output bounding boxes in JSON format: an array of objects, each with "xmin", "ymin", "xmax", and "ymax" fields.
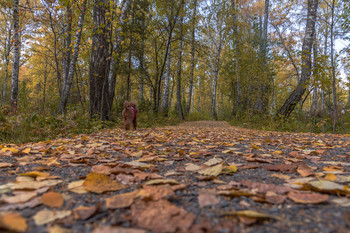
[
  {"xmin": 73, "ymin": 205, "xmax": 97, "ymax": 220},
  {"xmin": 305, "ymin": 180, "xmax": 350, "ymax": 195},
  {"xmin": 137, "ymin": 185, "xmax": 175, "ymax": 200},
  {"xmin": 67, "ymin": 180, "xmax": 88, "ymax": 194},
  {"xmin": 131, "ymin": 199, "xmax": 195, "ymax": 233},
  {"xmin": 198, "ymin": 164, "xmax": 223, "ymax": 176},
  {"xmin": 48, "ymin": 225, "xmax": 72, "ymax": 233},
  {"xmin": 203, "ymin": 157, "xmax": 222, "ymax": 166},
  {"xmin": 198, "ymin": 189, "xmax": 220, "ymax": 208},
  {"xmin": 92, "ymin": 226, "xmax": 146, "ymax": 233},
  {"xmin": 287, "ymin": 191, "xmax": 329, "ymax": 204},
  {"xmin": 297, "ymin": 164, "xmax": 314, "ymax": 177},
  {"xmin": 83, "ymin": 172, "xmax": 126, "ymax": 194},
  {"xmin": 11, "ymin": 180, "xmax": 62, "ymax": 190},
  {"xmin": 106, "ymin": 191, "xmax": 139, "ymax": 209},
  {"xmin": 222, "ymin": 210, "xmax": 277, "ymax": 220},
  {"xmin": 0, "ymin": 212, "xmax": 27, "ymax": 232},
  {"xmin": 1, "ymin": 191, "xmax": 37, "ymax": 204},
  {"xmin": 185, "ymin": 163, "xmax": 201, "ymax": 171},
  {"xmin": 33, "ymin": 209, "xmax": 71, "ymax": 225},
  {"xmin": 41, "ymin": 191, "xmax": 64, "ymax": 208},
  {"xmin": 144, "ymin": 179, "xmax": 179, "ymax": 185}
]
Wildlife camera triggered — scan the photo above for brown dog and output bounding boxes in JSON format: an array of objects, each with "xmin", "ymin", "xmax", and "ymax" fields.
[{"xmin": 122, "ymin": 101, "xmax": 138, "ymax": 130}]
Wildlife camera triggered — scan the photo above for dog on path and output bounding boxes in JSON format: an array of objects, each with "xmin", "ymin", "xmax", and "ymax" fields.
[{"xmin": 122, "ymin": 101, "xmax": 138, "ymax": 130}]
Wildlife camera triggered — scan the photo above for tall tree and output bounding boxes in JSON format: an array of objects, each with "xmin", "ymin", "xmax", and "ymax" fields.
[
  {"xmin": 176, "ymin": 13, "xmax": 184, "ymax": 120},
  {"xmin": 186, "ymin": 0, "xmax": 198, "ymax": 114},
  {"xmin": 89, "ymin": 0, "xmax": 110, "ymax": 120},
  {"xmin": 11, "ymin": 0, "xmax": 20, "ymax": 109},
  {"xmin": 59, "ymin": 0, "xmax": 88, "ymax": 114},
  {"xmin": 277, "ymin": 0, "xmax": 319, "ymax": 119},
  {"xmin": 107, "ymin": 0, "xmax": 133, "ymax": 110}
]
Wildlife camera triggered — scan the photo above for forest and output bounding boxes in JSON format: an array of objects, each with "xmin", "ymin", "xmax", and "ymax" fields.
[{"xmin": 1, "ymin": 0, "xmax": 350, "ymax": 142}]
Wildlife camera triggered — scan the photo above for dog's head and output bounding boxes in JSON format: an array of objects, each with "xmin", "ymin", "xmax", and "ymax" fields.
[{"xmin": 124, "ymin": 101, "xmax": 136, "ymax": 109}]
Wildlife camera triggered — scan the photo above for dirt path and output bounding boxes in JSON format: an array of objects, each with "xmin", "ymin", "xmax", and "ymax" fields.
[{"xmin": 0, "ymin": 121, "xmax": 349, "ymax": 233}]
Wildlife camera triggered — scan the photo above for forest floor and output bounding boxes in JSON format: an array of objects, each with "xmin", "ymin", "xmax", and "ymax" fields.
[{"xmin": 0, "ymin": 121, "xmax": 350, "ymax": 233}]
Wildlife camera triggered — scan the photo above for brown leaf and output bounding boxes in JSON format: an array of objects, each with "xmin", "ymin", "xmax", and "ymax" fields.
[
  {"xmin": 106, "ymin": 191, "xmax": 139, "ymax": 209},
  {"xmin": 92, "ymin": 226, "xmax": 146, "ymax": 233},
  {"xmin": 144, "ymin": 179, "xmax": 179, "ymax": 186},
  {"xmin": 287, "ymin": 191, "xmax": 329, "ymax": 204},
  {"xmin": 265, "ymin": 191, "xmax": 286, "ymax": 204},
  {"xmin": 198, "ymin": 189, "xmax": 220, "ymax": 208},
  {"xmin": 41, "ymin": 191, "xmax": 64, "ymax": 208},
  {"xmin": 91, "ymin": 164, "xmax": 111, "ymax": 174},
  {"xmin": 137, "ymin": 185, "xmax": 175, "ymax": 201},
  {"xmin": 0, "ymin": 212, "xmax": 28, "ymax": 232},
  {"xmin": 265, "ymin": 164, "xmax": 297, "ymax": 172},
  {"xmin": 198, "ymin": 164, "xmax": 223, "ymax": 176},
  {"xmin": 83, "ymin": 172, "xmax": 126, "ymax": 194},
  {"xmin": 131, "ymin": 199, "xmax": 195, "ymax": 233},
  {"xmin": 73, "ymin": 205, "xmax": 97, "ymax": 220},
  {"xmin": 240, "ymin": 180, "xmax": 291, "ymax": 194},
  {"xmin": 297, "ymin": 164, "xmax": 314, "ymax": 177},
  {"xmin": 1, "ymin": 191, "xmax": 37, "ymax": 204}
]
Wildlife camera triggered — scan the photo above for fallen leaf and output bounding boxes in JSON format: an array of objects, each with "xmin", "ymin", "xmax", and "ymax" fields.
[
  {"xmin": 131, "ymin": 199, "xmax": 195, "ymax": 233},
  {"xmin": 203, "ymin": 157, "xmax": 222, "ymax": 166},
  {"xmin": 106, "ymin": 191, "xmax": 139, "ymax": 209},
  {"xmin": 287, "ymin": 191, "xmax": 329, "ymax": 204},
  {"xmin": 222, "ymin": 165, "xmax": 237, "ymax": 173},
  {"xmin": 33, "ymin": 209, "xmax": 71, "ymax": 225},
  {"xmin": 92, "ymin": 226, "xmax": 146, "ymax": 233},
  {"xmin": 324, "ymin": 173, "xmax": 337, "ymax": 181},
  {"xmin": 11, "ymin": 180, "xmax": 62, "ymax": 190},
  {"xmin": 331, "ymin": 198, "xmax": 350, "ymax": 207},
  {"xmin": 144, "ymin": 179, "xmax": 179, "ymax": 186},
  {"xmin": 297, "ymin": 164, "xmax": 314, "ymax": 177},
  {"xmin": 73, "ymin": 205, "xmax": 97, "ymax": 220},
  {"xmin": 198, "ymin": 164, "xmax": 223, "ymax": 176},
  {"xmin": 0, "ymin": 212, "xmax": 27, "ymax": 232},
  {"xmin": 198, "ymin": 189, "xmax": 220, "ymax": 207},
  {"xmin": 137, "ymin": 185, "xmax": 175, "ymax": 200},
  {"xmin": 67, "ymin": 180, "xmax": 87, "ymax": 194},
  {"xmin": 91, "ymin": 164, "xmax": 111, "ymax": 174},
  {"xmin": 48, "ymin": 225, "xmax": 72, "ymax": 233},
  {"xmin": 41, "ymin": 191, "xmax": 64, "ymax": 208},
  {"xmin": 0, "ymin": 163, "xmax": 14, "ymax": 168},
  {"xmin": 305, "ymin": 180, "xmax": 350, "ymax": 195},
  {"xmin": 1, "ymin": 191, "xmax": 37, "ymax": 204},
  {"xmin": 83, "ymin": 172, "xmax": 126, "ymax": 194},
  {"xmin": 1, "ymin": 147, "xmax": 19, "ymax": 153},
  {"xmin": 222, "ymin": 210, "xmax": 277, "ymax": 220},
  {"xmin": 185, "ymin": 163, "xmax": 201, "ymax": 171},
  {"xmin": 265, "ymin": 164, "xmax": 297, "ymax": 172}
]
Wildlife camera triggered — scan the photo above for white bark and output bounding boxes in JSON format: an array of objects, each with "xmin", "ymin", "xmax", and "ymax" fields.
[{"xmin": 11, "ymin": 0, "xmax": 20, "ymax": 108}]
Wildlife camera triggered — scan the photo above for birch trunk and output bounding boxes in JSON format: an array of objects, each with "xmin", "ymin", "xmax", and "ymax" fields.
[
  {"xmin": 59, "ymin": 0, "xmax": 87, "ymax": 114},
  {"xmin": 3, "ymin": 20, "xmax": 12, "ymax": 104},
  {"xmin": 277, "ymin": 0, "xmax": 319, "ymax": 119},
  {"xmin": 107, "ymin": 0, "xmax": 133, "ymax": 106},
  {"xmin": 186, "ymin": 0, "xmax": 197, "ymax": 114},
  {"xmin": 330, "ymin": 0, "xmax": 337, "ymax": 132},
  {"xmin": 176, "ymin": 15, "xmax": 184, "ymax": 120},
  {"xmin": 11, "ymin": 0, "xmax": 20, "ymax": 108},
  {"xmin": 161, "ymin": 38, "xmax": 172, "ymax": 115}
]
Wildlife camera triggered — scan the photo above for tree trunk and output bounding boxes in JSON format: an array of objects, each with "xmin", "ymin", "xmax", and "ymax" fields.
[
  {"xmin": 161, "ymin": 36, "xmax": 172, "ymax": 115},
  {"xmin": 59, "ymin": 0, "xmax": 87, "ymax": 114},
  {"xmin": 11, "ymin": 0, "xmax": 20, "ymax": 109},
  {"xmin": 231, "ymin": 0, "xmax": 241, "ymax": 116},
  {"xmin": 176, "ymin": 15, "xmax": 184, "ymax": 120},
  {"xmin": 330, "ymin": 0, "xmax": 337, "ymax": 132},
  {"xmin": 89, "ymin": 0, "xmax": 110, "ymax": 120},
  {"xmin": 311, "ymin": 33, "xmax": 318, "ymax": 117},
  {"xmin": 107, "ymin": 0, "xmax": 133, "ymax": 109},
  {"xmin": 3, "ymin": 20, "xmax": 12, "ymax": 104},
  {"xmin": 277, "ymin": 0, "xmax": 319, "ymax": 119},
  {"xmin": 62, "ymin": 3, "xmax": 73, "ymax": 89},
  {"xmin": 186, "ymin": 0, "xmax": 197, "ymax": 114}
]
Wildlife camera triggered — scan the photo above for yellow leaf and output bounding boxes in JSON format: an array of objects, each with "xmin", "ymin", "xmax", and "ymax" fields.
[
  {"xmin": 0, "ymin": 213, "xmax": 27, "ymax": 232},
  {"xmin": 324, "ymin": 173, "xmax": 337, "ymax": 181},
  {"xmin": 144, "ymin": 179, "xmax": 179, "ymax": 185},
  {"xmin": 33, "ymin": 209, "xmax": 71, "ymax": 226},
  {"xmin": 22, "ymin": 148, "xmax": 31, "ymax": 154},
  {"xmin": 274, "ymin": 150, "xmax": 283, "ymax": 155},
  {"xmin": 83, "ymin": 173, "xmax": 126, "ymax": 194},
  {"xmin": 250, "ymin": 143, "xmax": 261, "ymax": 149},
  {"xmin": 1, "ymin": 147, "xmax": 19, "ymax": 153},
  {"xmin": 223, "ymin": 165, "xmax": 237, "ymax": 173},
  {"xmin": 20, "ymin": 171, "xmax": 50, "ymax": 178},
  {"xmin": 222, "ymin": 210, "xmax": 277, "ymax": 220}
]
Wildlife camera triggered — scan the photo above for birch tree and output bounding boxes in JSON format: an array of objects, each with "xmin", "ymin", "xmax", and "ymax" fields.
[
  {"xmin": 59, "ymin": 0, "xmax": 88, "ymax": 114},
  {"xmin": 11, "ymin": 0, "xmax": 20, "ymax": 109},
  {"xmin": 277, "ymin": 0, "xmax": 319, "ymax": 119}
]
